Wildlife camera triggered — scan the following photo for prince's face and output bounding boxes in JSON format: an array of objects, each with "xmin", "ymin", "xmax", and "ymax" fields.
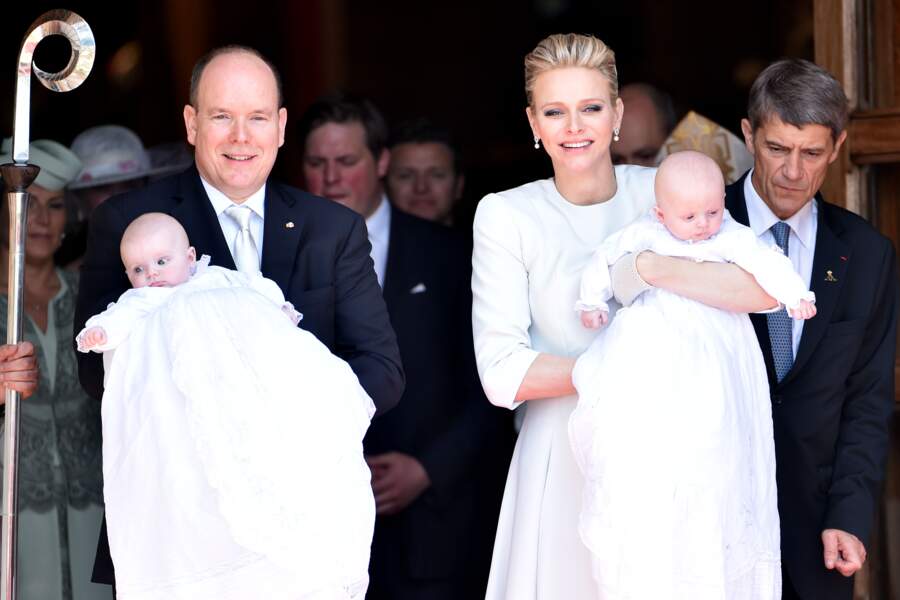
[{"xmin": 183, "ymin": 51, "xmax": 286, "ymax": 204}]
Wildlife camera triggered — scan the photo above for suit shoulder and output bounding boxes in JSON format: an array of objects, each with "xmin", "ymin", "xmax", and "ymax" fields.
[
  {"xmin": 96, "ymin": 171, "xmax": 187, "ymax": 228},
  {"xmin": 271, "ymin": 182, "xmax": 363, "ymax": 229},
  {"xmin": 821, "ymin": 200, "xmax": 895, "ymax": 250}
]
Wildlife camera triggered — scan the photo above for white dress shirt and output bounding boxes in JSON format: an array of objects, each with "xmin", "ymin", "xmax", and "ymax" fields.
[
  {"xmin": 743, "ymin": 170, "xmax": 817, "ymax": 356},
  {"xmin": 201, "ymin": 177, "xmax": 266, "ymax": 266},
  {"xmin": 365, "ymin": 195, "xmax": 391, "ymax": 288}
]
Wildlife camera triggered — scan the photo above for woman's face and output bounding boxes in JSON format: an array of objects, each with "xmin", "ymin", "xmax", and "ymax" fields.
[
  {"xmin": 24, "ymin": 184, "xmax": 67, "ymax": 262},
  {"xmin": 527, "ymin": 67, "xmax": 623, "ymax": 174}
]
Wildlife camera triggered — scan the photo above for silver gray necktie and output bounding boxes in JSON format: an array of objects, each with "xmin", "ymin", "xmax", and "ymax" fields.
[{"xmin": 224, "ymin": 205, "xmax": 260, "ymax": 274}]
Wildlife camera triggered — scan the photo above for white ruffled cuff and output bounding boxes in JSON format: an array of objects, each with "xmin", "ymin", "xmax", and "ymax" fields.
[
  {"xmin": 574, "ymin": 299, "xmax": 610, "ymax": 313},
  {"xmin": 785, "ymin": 291, "xmax": 816, "ymax": 311}
]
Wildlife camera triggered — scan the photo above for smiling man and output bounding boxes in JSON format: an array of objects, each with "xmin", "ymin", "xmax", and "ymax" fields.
[
  {"xmin": 74, "ymin": 47, "xmax": 404, "ymax": 593},
  {"xmin": 726, "ymin": 58, "xmax": 898, "ymax": 600}
]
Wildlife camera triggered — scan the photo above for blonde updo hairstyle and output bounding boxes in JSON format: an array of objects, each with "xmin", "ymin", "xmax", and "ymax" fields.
[{"xmin": 524, "ymin": 33, "xmax": 619, "ymax": 107}]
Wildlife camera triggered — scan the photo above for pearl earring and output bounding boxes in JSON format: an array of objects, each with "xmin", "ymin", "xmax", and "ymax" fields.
[
  {"xmin": 534, "ymin": 136, "xmax": 540, "ymax": 150},
  {"xmin": 613, "ymin": 127, "xmax": 620, "ymax": 142}
]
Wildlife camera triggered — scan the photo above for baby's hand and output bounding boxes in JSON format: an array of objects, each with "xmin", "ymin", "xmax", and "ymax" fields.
[
  {"xmin": 580, "ymin": 309, "xmax": 609, "ymax": 329},
  {"xmin": 78, "ymin": 326, "xmax": 108, "ymax": 352},
  {"xmin": 788, "ymin": 299, "xmax": 817, "ymax": 320}
]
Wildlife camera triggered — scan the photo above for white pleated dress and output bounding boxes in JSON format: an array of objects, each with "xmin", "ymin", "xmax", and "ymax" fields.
[
  {"xmin": 472, "ymin": 166, "xmax": 656, "ymax": 600},
  {"xmin": 77, "ymin": 259, "xmax": 375, "ymax": 600},
  {"xmin": 570, "ymin": 212, "xmax": 808, "ymax": 599}
]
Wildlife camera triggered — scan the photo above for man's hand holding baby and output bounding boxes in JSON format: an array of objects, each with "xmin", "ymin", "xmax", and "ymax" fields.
[
  {"xmin": 78, "ymin": 327, "xmax": 108, "ymax": 353},
  {"xmin": 788, "ymin": 299, "xmax": 817, "ymax": 320}
]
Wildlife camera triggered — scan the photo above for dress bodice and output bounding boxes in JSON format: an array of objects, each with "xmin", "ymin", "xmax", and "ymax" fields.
[{"xmin": 472, "ymin": 165, "xmax": 656, "ymax": 408}]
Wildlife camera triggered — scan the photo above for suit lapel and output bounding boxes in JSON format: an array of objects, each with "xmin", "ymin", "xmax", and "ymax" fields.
[
  {"xmin": 260, "ymin": 182, "xmax": 304, "ymax": 293},
  {"xmin": 781, "ymin": 201, "xmax": 849, "ymax": 384},
  {"xmin": 169, "ymin": 168, "xmax": 235, "ymax": 269}
]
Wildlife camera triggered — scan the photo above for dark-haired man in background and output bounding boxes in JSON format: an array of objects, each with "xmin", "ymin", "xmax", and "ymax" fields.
[
  {"xmin": 385, "ymin": 117, "xmax": 465, "ymax": 227},
  {"xmin": 300, "ymin": 92, "xmax": 505, "ymax": 599}
]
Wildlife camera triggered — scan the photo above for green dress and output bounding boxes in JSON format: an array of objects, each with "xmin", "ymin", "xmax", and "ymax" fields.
[{"xmin": 0, "ymin": 270, "xmax": 110, "ymax": 600}]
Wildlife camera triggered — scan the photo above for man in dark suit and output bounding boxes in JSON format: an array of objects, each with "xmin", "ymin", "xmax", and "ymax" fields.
[
  {"xmin": 299, "ymin": 92, "xmax": 509, "ymax": 600},
  {"xmin": 725, "ymin": 58, "xmax": 897, "ymax": 600},
  {"xmin": 75, "ymin": 47, "xmax": 404, "ymax": 590}
]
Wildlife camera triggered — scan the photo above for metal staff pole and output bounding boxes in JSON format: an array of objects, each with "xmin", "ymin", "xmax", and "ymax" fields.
[{"xmin": 0, "ymin": 11, "xmax": 94, "ymax": 599}]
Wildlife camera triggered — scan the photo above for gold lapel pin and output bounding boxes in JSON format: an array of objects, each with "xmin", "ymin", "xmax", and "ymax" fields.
[
  {"xmin": 825, "ymin": 270, "xmax": 838, "ymax": 282},
  {"xmin": 285, "ymin": 221, "xmax": 295, "ymax": 229}
]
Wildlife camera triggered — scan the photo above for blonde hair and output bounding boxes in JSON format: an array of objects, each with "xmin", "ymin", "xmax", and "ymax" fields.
[{"xmin": 524, "ymin": 33, "xmax": 618, "ymax": 106}]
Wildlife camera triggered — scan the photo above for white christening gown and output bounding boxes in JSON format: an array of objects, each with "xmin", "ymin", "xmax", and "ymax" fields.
[
  {"xmin": 77, "ymin": 258, "xmax": 375, "ymax": 600},
  {"xmin": 569, "ymin": 211, "xmax": 813, "ymax": 599}
]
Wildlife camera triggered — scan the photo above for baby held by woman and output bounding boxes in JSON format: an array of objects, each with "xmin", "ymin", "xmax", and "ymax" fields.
[{"xmin": 570, "ymin": 152, "xmax": 815, "ymax": 599}]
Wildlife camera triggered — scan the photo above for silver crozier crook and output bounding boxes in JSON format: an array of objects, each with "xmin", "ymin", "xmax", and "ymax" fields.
[{"xmin": 0, "ymin": 10, "xmax": 94, "ymax": 599}]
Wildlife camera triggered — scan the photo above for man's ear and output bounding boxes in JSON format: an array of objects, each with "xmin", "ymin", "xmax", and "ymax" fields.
[
  {"xmin": 740, "ymin": 118, "xmax": 755, "ymax": 156},
  {"xmin": 454, "ymin": 174, "xmax": 466, "ymax": 200},
  {"xmin": 828, "ymin": 129, "xmax": 848, "ymax": 164},
  {"xmin": 376, "ymin": 148, "xmax": 391, "ymax": 178},
  {"xmin": 184, "ymin": 105, "xmax": 198, "ymax": 146},
  {"xmin": 277, "ymin": 107, "xmax": 288, "ymax": 148}
]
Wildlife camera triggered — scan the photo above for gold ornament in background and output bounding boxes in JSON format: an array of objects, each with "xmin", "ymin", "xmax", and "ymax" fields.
[{"xmin": 656, "ymin": 111, "xmax": 754, "ymax": 184}]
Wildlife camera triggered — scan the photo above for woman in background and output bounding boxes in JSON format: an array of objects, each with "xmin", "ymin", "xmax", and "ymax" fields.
[{"xmin": 0, "ymin": 138, "xmax": 110, "ymax": 600}]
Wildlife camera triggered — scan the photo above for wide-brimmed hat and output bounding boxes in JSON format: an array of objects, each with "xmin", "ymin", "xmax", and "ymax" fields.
[
  {"xmin": 0, "ymin": 138, "xmax": 83, "ymax": 192},
  {"xmin": 69, "ymin": 125, "xmax": 177, "ymax": 190}
]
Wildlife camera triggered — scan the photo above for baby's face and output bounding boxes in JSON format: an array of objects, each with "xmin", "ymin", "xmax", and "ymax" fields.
[
  {"xmin": 121, "ymin": 227, "xmax": 196, "ymax": 288},
  {"xmin": 654, "ymin": 179, "xmax": 725, "ymax": 242}
]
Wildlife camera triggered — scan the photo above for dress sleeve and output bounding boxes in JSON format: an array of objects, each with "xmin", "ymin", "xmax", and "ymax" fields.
[
  {"xmin": 471, "ymin": 195, "xmax": 539, "ymax": 410},
  {"xmin": 724, "ymin": 229, "xmax": 815, "ymax": 309}
]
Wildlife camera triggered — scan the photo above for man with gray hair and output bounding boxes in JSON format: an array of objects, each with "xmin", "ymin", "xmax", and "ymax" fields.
[{"xmin": 725, "ymin": 58, "xmax": 898, "ymax": 599}]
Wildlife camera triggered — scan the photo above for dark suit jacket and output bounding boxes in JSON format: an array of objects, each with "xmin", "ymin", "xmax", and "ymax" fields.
[
  {"xmin": 75, "ymin": 166, "xmax": 404, "ymax": 584},
  {"xmin": 726, "ymin": 172, "xmax": 898, "ymax": 600},
  {"xmin": 364, "ymin": 207, "xmax": 510, "ymax": 595}
]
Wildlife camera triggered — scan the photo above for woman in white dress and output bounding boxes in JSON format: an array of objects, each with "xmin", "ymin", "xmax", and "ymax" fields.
[{"xmin": 472, "ymin": 34, "xmax": 779, "ymax": 600}]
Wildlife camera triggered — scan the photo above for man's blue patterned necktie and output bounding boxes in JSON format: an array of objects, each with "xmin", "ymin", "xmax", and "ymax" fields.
[{"xmin": 767, "ymin": 221, "xmax": 793, "ymax": 382}]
